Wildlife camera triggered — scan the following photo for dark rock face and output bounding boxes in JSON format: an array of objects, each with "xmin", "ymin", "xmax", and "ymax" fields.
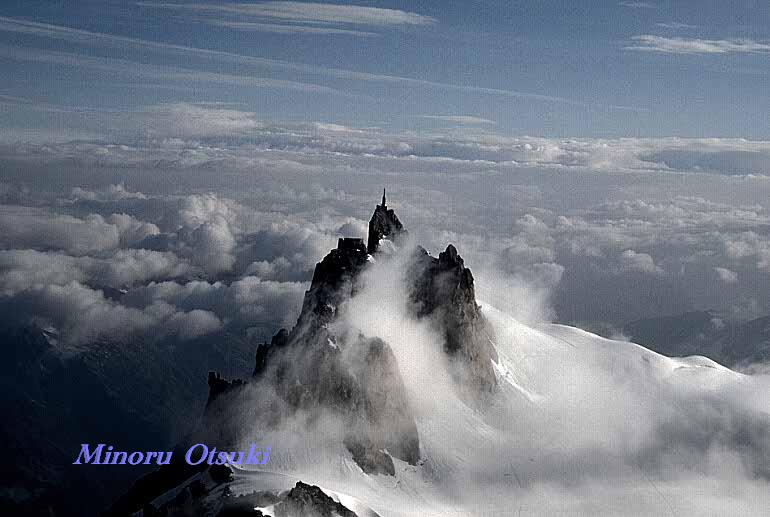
[
  {"xmin": 367, "ymin": 191, "xmax": 406, "ymax": 254},
  {"xmin": 105, "ymin": 453, "xmax": 212, "ymax": 516},
  {"xmin": 248, "ymin": 327, "xmax": 420, "ymax": 473},
  {"xmin": 218, "ymin": 490, "xmax": 279, "ymax": 516},
  {"xmin": 202, "ymin": 196, "xmax": 501, "ymax": 475},
  {"xmin": 298, "ymin": 237, "xmax": 369, "ymax": 329},
  {"xmin": 109, "ymin": 193, "xmax": 501, "ymax": 513},
  {"xmin": 274, "ymin": 482, "xmax": 358, "ymax": 517},
  {"xmin": 237, "ymin": 232, "xmax": 420, "ymax": 474},
  {"xmin": 208, "ymin": 371, "xmax": 246, "ymax": 406},
  {"xmin": 343, "ymin": 437, "xmax": 395, "ymax": 476},
  {"xmin": 408, "ymin": 245, "xmax": 498, "ymax": 396},
  {"xmin": 112, "ymin": 463, "xmax": 363, "ymax": 517}
]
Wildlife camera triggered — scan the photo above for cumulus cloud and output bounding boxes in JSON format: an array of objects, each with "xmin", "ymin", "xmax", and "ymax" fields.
[
  {"xmin": 0, "ymin": 120, "xmax": 769, "ymax": 334},
  {"xmin": 236, "ymin": 224, "xmax": 338, "ymax": 281},
  {"xmin": 164, "ymin": 308, "xmax": 223, "ymax": 340},
  {"xmin": 169, "ymin": 193, "xmax": 240, "ymax": 276},
  {"xmin": 185, "ymin": 216, "xmax": 236, "ymax": 275},
  {"xmin": 0, "ymin": 280, "xmax": 222, "ymax": 344},
  {"xmin": 723, "ymin": 232, "xmax": 770, "ymax": 272},
  {"xmin": 0, "ymin": 206, "xmax": 158, "ymax": 255},
  {"xmin": 495, "ymin": 215, "xmax": 565, "ymax": 289},
  {"xmin": 123, "ymin": 276, "xmax": 305, "ymax": 331},
  {"xmin": 71, "ymin": 183, "xmax": 147, "ymax": 201},
  {"xmin": 0, "ymin": 182, "xmax": 328, "ymax": 345},
  {"xmin": 618, "ymin": 249, "xmax": 663, "ymax": 274},
  {"xmin": 0, "ymin": 248, "xmax": 194, "ymax": 294}
]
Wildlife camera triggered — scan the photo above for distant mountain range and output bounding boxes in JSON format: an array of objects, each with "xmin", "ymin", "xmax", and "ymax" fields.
[
  {"xmin": 0, "ymin": 322, "xmax": 255, "ymax": 516},
  {"xmin": 623, "ymin": 311, "xmax": 770, "ymax": 368}
]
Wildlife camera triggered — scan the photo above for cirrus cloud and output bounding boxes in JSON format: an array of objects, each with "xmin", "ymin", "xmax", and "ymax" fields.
[{"xmin": 626, "ymin": 35, "xmax": 770, "ymax": 55}]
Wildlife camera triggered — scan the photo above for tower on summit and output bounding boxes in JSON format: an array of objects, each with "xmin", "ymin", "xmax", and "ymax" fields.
[{"xmin": 368, "ymin": 189, "xmax": 405, "ymax": 254}]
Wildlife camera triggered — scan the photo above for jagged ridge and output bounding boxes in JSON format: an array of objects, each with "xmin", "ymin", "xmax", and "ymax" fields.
[
  {"xmin": 206, "ymin": 193, "xmax": 498, "ymax": 473},
  {"xmin": 111, "ymin": 193, "xmax": 502, "ymax": 514}
]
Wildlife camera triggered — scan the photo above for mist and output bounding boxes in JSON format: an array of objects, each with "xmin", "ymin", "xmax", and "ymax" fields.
[{"xmin": 214, "ymin": 242, "xmax": 770, "ymax": 516}]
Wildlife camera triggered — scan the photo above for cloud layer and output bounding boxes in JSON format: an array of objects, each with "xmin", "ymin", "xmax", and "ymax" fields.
[{"xmin": 1, "ymin": 107, "xmax": 769, "ymax": 339}]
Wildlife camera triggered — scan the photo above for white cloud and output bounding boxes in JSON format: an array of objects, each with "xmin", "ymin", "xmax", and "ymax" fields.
[
  {"xmin": 1, "ymin": 121, "xmax": 770, "ymax": 329},
  {"xmin": 124, "ymin": 276, "xmax": 305, "ymax": 330},
  {"xmin": 20, "ymin": 111, "xmax": 766, "ymax": 174},
  {"xmin": 0, "ymin": 206, "xmax": 158, "ymax": 255},
  {"xmin": 0, "ymin": 249, "xmax": 194, "ymax": 294},
  {"xmin": 143, "ymin": 2, "xmax": 437, "ymax": 27},
  {"xmin": 620, "ymin": 1, "xmax": 657, "ymax": 8},
  {"xmin": 204, "ymin": 20, "xmax": 377, "ymax": 36},
  {"xmin": 655, "ymin": 22, "xmax": 697, "ymax": 30},
  {"xmin": 723, "ymin": 232, "xmax": 770, "ymax": 272},
  {"xmin": 627, "ymin": 35, "xmax": 770, "ymax": 55},
  {"xmin": 71, "ymin": 183, "xmax": 147, "ymax": 201},
  {"xmin": 165, "ymin": 308, "xmax": 223, "ymax": 340},
  {"xmin": 140, "ymin": 103, "xmax": 264, "ymax": 139},
  {"xmin": 4, "ymin": 280, "xmax": 222, "ymax": 343},
  {"xmin": 174, "ymin": 194, "xmax": 239, "ymax": 275},
  {"xmin": 714, "ymin": 266, "xmax": 738, "ymax": 284},
  {"xmin": 619, "ymin": 249, "xmax": 663, "ymax": 275}
]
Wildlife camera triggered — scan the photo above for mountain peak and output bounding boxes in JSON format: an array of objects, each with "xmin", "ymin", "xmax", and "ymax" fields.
[
  {"xmin": 367, "ymin": 191, "xmax": 406, "ymax": 254},
  {"xmin": 201, "ymin": 197, "xmax": 497, "ymax": 477}
]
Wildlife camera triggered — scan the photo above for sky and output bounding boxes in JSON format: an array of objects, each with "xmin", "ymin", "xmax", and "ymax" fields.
[
  {"xmin": 1, "ymin": 0, "xmax": 770, "ymax": 139},
  {"xmin": 0, "ymin": 1, "xmax": 769, "ymax": 339}
]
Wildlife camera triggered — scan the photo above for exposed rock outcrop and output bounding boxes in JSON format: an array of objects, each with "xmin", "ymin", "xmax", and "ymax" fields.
[
  {"xmin": 408, "ymin": 244, "xmax": 499, "ymax": 396},
  {"xmin": 274, "ymin": 481, "xmax": 358, "ymax": 517},
  {"xmin": 367, "ymin": 190, "xmax": 406, "ymax": 254},
  {"xmin": 111, "ymin": 192, "xmax": 501, "ymax": 513},
  {"xmin": 296, "ymin": 237, "xmax": 368, "ymax": 331},
  {"xmin": 208, "ymin": 372, "xmax": 246, "ymax": 406},
  {"xmin": 203, "ymin": 194, "xmax": 499, "ymax": 472},
  {"xmin": 217, "ymin": 481, "xmax": 364, "ymax": 517},
  {"xmin": 240, "ymin": 226, "xmax": 420, "ymax": 474},
  {"xmin": 111, "ymin": 464, "xmax": 365, "ymax": 517}
]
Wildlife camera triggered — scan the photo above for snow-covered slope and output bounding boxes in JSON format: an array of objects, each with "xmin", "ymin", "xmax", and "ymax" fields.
[
  {"xmin": 225, "ymin": 301, "xmax": 770, "ymax": 516},
  {"xmin": 117, "ymin": 200, "xmax": 770, "ymax": 516}
]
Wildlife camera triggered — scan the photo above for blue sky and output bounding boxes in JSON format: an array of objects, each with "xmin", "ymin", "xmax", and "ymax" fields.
[{"xmin": 0, "ymin": 0, "xmax": 769, "ymax": 139}]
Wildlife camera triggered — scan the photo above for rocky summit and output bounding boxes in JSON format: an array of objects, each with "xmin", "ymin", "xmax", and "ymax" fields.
[
  {"xmin": 408, "ymin": 244, "xmax": 499, "ymax": 396},
  {"xmin": 109, "ymin": 193, "xmax": 500, "ymax": 515},
  {"xmin": 367, "ymin": 189, "xmax": 406, "ymax": 254}
]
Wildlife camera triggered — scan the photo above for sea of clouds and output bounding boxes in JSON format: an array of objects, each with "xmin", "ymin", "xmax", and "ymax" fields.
[{"xmin": 1, "ymin": 105, "xmax": 769, "ymax": 346}]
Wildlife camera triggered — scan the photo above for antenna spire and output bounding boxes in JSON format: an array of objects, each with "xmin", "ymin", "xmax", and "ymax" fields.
[{"xmin": 381, "ymin": 188, "xmax": 386, "ymax": 207}]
